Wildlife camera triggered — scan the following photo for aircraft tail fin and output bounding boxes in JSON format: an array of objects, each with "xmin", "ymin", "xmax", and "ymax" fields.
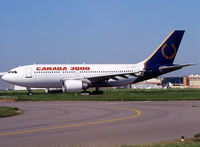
[{"xmin": 144, "ymin": 30, "xmax": 185, "ymax": 70}]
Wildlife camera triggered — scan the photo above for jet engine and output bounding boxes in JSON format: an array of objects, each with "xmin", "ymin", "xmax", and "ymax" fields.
[{"xmin": 62, "ymin": 80, "xmax": 88, "ymax": 93}]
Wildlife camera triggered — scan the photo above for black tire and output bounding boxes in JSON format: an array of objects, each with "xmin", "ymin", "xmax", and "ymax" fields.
[{"xmin": 91, "ymin": 90, "xmax": 104, "ymax": 95}]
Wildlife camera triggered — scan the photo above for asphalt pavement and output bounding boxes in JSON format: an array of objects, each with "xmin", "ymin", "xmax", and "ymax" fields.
[{"xmin": 0, "ymin": 101, "xmax": 200, "ymax": 147}]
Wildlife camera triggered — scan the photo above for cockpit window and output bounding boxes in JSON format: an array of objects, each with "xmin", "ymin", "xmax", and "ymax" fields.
[{"xmin": 8, "ymin": 71, "xmax": 17, "ymax": 73}]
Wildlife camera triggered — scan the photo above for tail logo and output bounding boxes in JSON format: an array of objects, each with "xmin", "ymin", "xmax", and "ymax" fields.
[{"xmin": 161, "ymin": 43, "xmax": 177, "ymax": 60}]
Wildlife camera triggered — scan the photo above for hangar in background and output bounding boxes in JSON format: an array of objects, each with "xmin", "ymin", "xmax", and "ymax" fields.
[
  {"xmin": 184, "ymin": 74, "xmax": 200, "ymax": 88},
  {"xmin": 119, "ymin": 75, "xmax": 200, "ymax": 89}
]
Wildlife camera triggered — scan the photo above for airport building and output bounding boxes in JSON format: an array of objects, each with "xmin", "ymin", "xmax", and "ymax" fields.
[
  {"xmin": 131, "ymin": 78, "xmax": 163, "ymax": 89},
  {"xmin": 184, "ymin": 74, "xmax": 200, "ymax": 88},
  {"xmin": 161, "ymin": 75, "xmax": 200, "ymax": 88}
]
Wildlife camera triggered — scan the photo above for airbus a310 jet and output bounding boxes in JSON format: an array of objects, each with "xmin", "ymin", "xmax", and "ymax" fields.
[{"xmin": 1, "ymin": 30, "xmax": 193, "ymax": 95}]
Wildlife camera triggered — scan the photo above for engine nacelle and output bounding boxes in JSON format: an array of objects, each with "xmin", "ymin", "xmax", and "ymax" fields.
[{"xmin": 62, "ymin": 80, "xmax": 88, "ymax": 93}]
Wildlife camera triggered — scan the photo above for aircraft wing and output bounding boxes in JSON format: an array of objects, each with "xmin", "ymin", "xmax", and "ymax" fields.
[
  {"xmin": 86, "ymin": 70, "xmax": 145, "ymax": 82},
  {"xmin": 61, "ymin": 70, "xmax": 145, "ymax": 83},
  {"xmin": 159, "ymin": 64, "xmax": 194, "ymax": 72}
]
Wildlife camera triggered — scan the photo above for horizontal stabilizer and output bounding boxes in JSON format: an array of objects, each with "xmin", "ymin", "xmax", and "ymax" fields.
[{"xmin": 159, "ymin": 64, "xmax": 194, "ymax": 72}]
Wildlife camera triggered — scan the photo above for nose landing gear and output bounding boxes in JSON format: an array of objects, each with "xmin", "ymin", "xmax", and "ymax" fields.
[{"xmin": 27, "ymin": 87, "xmax": 32, "ymax": 96}]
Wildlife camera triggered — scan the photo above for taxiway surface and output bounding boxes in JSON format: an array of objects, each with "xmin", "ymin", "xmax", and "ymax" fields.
[{"xmin": 0, "ymin": 101, "xmax": 200, "ymax": 147}]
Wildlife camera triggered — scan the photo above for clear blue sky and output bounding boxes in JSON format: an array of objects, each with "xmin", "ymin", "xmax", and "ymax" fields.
[{"xmin": 0, "ymin": 0, "xmax": 199, "ymax": 76}]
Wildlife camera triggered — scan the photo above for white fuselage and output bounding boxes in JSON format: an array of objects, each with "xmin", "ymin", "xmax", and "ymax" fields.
[{"xmin": 2, "ymin": 63, "xmax": 144, "ymax": 89}]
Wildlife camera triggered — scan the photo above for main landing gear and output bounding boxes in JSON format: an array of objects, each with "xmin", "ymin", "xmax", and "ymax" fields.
[{"xmin": 92, "ymin": 84, "xmax": 104, "ymax": 94}]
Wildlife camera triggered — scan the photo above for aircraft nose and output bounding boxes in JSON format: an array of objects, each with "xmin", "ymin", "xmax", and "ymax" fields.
[
  {"xmin": 2, "ymin": 73, "xmax": 20, "ymax": 85},
  {"xmin": 2, "ymin": 74, "xmax": 8, "ymax": 82},
  {"xmin": 2, "ymin": 74, "xmax": 12, "ymax": 83}
]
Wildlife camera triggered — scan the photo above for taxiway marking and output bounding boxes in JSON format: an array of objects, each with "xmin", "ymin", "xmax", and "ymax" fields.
[{"xmin": 0, "ymin": 106, "xmax": 141, "ymax": 136}]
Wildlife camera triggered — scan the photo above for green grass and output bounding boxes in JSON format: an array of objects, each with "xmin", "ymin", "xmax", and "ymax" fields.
[
  {"xmin": 194, "ymin": 133, "xmax": 200, "ymax": 138},
  {"xmin": 0, "ymin": 88, "xmax": 200, "ymax": 101},
  {"xmin": 122, "ymin": 133, "xmax": 200, "ymax": 147},
  {"xmin": 36, "ymin": 141, "xmax": 200, "ymax": 147},
  {"xmin": 122, "ymin": 142, "xmax": 200, "ymax": 147},
  {"xmin": 0, "ymin": 106, "xmax": 21, "ymax": 117}
]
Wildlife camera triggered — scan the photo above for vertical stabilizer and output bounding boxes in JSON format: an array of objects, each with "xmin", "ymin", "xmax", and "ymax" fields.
[{"xmin": 144, "ymin": 30, "xmax": 185, "ymax": 70}]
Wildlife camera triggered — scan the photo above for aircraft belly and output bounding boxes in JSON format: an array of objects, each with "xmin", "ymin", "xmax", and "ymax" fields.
[
  {"xmin": 24, "ymin": 76, "xmax": 62, "ymax": 88},
  {"xmin": 30, "ymin": 82, "xmax": 61, "ymax": 88}
]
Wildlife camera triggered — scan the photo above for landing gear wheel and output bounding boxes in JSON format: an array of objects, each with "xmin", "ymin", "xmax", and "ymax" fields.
[{"xmin": 91, "ymin": 90, "xmax": 104, "ymax": 95}]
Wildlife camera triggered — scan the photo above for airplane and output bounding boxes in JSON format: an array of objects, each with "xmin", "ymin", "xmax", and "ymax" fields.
[{"xmin": 1, "ymin": 30, "xmax": 193, "ymax": 95}]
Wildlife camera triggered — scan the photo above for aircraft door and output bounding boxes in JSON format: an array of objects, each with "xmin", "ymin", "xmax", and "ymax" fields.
[
  {"xmin": 26, "ymin": 68, "xmax": 32, "ymax": 78},
  {"xmin": 75, "ymin": 70, "xmax": 80, "ymax": 77}
]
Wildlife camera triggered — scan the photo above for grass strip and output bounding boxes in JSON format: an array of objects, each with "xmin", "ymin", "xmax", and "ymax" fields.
[
  {"xmin": 122, "ymin": 142, "xmax": 200, "ymax": 147},
  {"xmin": 122, "ymin": 133, "xmax": 200, "ymax": 147},
  {"xmin": 0, "ymin": 106, "xmax": 22, "ymax": 117},
  {"xmin": 0, "ymin": 88, "xmax": 200, "ymax": 101}
]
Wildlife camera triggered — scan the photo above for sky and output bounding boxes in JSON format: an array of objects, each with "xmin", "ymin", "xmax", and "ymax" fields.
[{"xmin": 0, "ymin": 0, "xmax": 199, "ymax": 76}]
